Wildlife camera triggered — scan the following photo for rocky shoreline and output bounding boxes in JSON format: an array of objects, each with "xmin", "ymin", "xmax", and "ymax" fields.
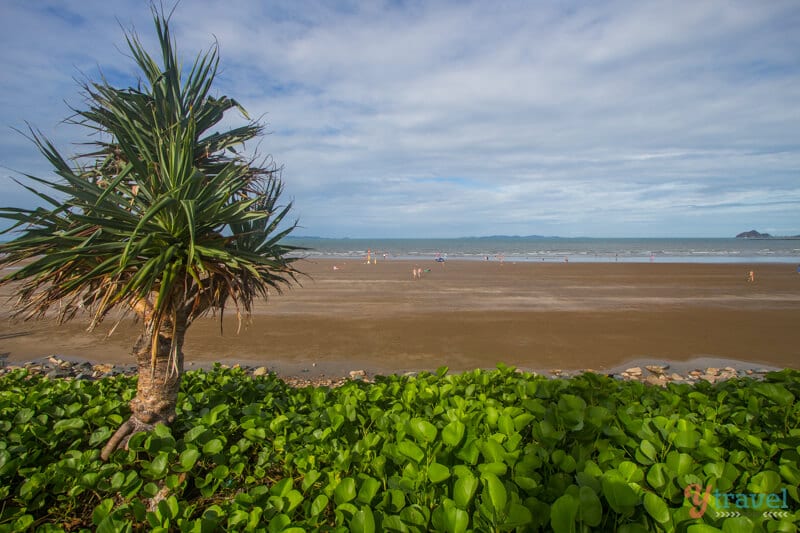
[{"xmin": 0, "ymin": 354, "xmax": 781, "ymax": 388}]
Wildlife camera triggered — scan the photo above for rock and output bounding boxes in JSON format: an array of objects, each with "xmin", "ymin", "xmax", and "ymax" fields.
[
  {"xmin": 349, "ymin": 370, "xmax": 367, "ymax": 380},
  {"xmin": 689, "ymin": 370, "xmax": 703, "ymax": 377},
  {"xmin": 645, "ymin": 365, "xmax": 668, "ymax": 375},
  {"xmin": 706, "ymin": 367, "xmax": 719, "ymax": 375},
  {"xmin": 625, "ymin": 367, "xmax": 642, "ymax": 376},
  {"xmin": 252, "ymin": 366, "xmax": 268, "ymax": 377},
  {"xmin": 93, "ymin": 363, "xmax": 114, "ymax": 374},
  {"xmin": 646, "ymin": 375, "xmax": 668, "ymax": 387},
  {"xmin": 670, "ymin": 373, "xmax": 685, "ymax": 381}
]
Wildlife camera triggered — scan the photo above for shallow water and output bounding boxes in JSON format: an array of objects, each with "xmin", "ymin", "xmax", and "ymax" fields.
[{"xmin": 285, "ymin": 236, "xmax": 800, "ymax": 263}]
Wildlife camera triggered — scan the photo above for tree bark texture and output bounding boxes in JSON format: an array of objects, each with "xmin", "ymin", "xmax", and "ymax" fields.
[{"xmin": 101, "ymin": 315, "xmax": 186, "ymax": 461}]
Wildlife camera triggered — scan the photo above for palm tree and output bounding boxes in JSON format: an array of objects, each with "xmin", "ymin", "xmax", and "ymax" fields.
[{"xmin": 0, "ymin": 8, "xmax": 300, "ymax": 460}]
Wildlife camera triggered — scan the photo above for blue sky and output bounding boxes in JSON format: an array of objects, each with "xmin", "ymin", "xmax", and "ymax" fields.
[{"xmin": 1, "ymin": 1, "xmax": 798, "ymax": 238}]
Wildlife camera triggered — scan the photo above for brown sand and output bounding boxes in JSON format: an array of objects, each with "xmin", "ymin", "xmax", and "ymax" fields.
[{"xmin": 1, "ymin": 260, "xmax": 798, "ymax": 376}]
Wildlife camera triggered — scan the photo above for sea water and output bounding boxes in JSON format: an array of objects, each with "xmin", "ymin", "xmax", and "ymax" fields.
[{"xmin": 284, "ymin": 236, "xmax": 800, "ymax": 264}]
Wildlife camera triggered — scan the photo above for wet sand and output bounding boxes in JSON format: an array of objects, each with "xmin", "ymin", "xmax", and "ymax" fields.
[{"xmin": 1, "ymin": 260, "xmax": 799, "ymax": 376}]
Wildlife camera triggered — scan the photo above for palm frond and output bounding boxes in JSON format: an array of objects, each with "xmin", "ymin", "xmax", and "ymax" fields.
[{"xmin": 0, "ymin": 6, "xmax": 301, "ymax": 357}]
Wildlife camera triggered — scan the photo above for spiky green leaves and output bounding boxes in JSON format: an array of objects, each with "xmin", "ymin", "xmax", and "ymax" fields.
[{"xmin": 0, "ymin": 6, "xmax": 299, "ymax": 332}]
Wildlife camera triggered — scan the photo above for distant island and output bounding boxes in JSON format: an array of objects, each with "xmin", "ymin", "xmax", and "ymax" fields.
[{"xmin": 736, "ymin": 230, "xmax": 800, "ymax": 239}]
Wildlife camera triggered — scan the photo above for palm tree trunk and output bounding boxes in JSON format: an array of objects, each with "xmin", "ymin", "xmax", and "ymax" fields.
[{"xmin": 101, "ymin": 313, "xmax": 186, "ymax": 461}]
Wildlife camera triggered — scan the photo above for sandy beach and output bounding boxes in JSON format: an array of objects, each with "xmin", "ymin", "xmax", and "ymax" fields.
[{"xmin": 1, "ymin": 259, "xmax": 799, "ymax": 377}]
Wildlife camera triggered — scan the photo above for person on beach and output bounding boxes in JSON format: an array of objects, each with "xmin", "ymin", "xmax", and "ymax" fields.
[{"xmin": 747, "ymin": 270, "xmax": 755, "ymax": 282}]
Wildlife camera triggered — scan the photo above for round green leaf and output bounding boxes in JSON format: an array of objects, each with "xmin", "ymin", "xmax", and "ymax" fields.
[
  {"xmin": 721, "ymin": 516, "xmax": 755, "ymax": 533},
  {"xmin": 397, "ymin": 440, "xmax": 425, "ymax": 464},
  {"xmin": 506, "ymin": 502, "xmax": 532, "ymax": 528},
  {"xmin": 202, "ymin": 438, "xmax": 223, "ymax": 455},
  {"xmin": 644, "ymin": 493, "xmax": 671, "ymax": 524},
  {"xmin": 481, "ymin": 472, "xmax": 507, "ymax": 515},
  {"xmin": 602, "ymin": 478, "xmax": 639, "ymax": 515},
  {"xmin": 453, "ymin": 474, "xmax": 479, "ymax": 509},
  {"xmin": 639, "ymin": 440, "xmax": 658, "ymax": 462},
  {"xmin": 550, "ymin": 494, "xmax": 578, "ymax": 533},
  {"xmin": 408, "ymin": 418, "xmax": 437, "ymax": 444},
  {"xmin": 428, "ymin": 462, "xmax": 451, "ymax": 484},
  {"xmin": 442, "ymin": 420, "xmax": 466, "ymax": 447},
  {"xmin": 746, "ymin": 471, "xmax": 781, "ymax": 494},
  {"xmin": 310, "ymin": 494, "xmax": 329, "ymax": 516},
  {"xmin": 647, "ymin": 463, "xmax": 667, "ymax": 490},
  {"xmin": 350, "ymin": 506, "xmax": 375, "ymax": 533},
  {"xmin": 178, "ymin": 448, "xmax": 200, "ymax": 472},
  {"xmin": 578, "ymin": 486, "xmax": 602, "ymax": 527},
  {"xmin": 357, "ymin": 476, "xmax": 381, "ymax": 505},
  {"xmin": 449, "ymin": 508, "xmax": 469, "ymax": 533},
  {"xmin": 666, "ymin": 451, "xmax": 695, "ymax": 476},
  {"xmin": 334, "ymin": 477, "xmax": 357, "ymax": 505}
]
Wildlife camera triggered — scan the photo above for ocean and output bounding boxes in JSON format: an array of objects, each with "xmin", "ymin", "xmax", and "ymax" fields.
[{"xmin": 284, "ymin": 237, "xmax": 800, "ymax": 264}]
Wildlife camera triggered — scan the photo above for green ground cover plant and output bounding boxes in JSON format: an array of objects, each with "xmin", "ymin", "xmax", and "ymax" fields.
[{"xmin": 0, "ymin": 365, "xmax": 798, "ymax": 532}]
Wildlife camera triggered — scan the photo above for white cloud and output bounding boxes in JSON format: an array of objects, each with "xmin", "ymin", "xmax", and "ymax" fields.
[{"xmin": 1, "ymin": 0, "xmax": 798, "ymax": 237}]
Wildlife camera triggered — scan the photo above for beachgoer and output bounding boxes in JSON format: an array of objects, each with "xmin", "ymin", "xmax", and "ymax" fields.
[{"xmin": 747, "ymin": 270, "xmax": 755, "ymax": 282}]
